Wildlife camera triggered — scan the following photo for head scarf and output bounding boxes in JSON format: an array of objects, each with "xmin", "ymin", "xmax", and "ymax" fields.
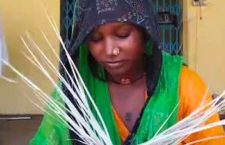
[{"xmin": 61, "ymin": 0, "xmax": 160, "ymax": 64}]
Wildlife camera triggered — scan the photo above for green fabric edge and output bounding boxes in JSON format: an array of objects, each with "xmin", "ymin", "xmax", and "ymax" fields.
[{"xmin": 131, "ymin": 52, "xmax": 183, "ymax": 144}]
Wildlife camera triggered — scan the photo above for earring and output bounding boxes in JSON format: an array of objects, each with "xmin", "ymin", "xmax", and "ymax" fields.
[{"xmin": 112, "ymin": 47, "xmax": 120, "ymax": 56}]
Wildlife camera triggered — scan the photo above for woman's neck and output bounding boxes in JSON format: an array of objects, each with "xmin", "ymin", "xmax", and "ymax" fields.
[{"xmin": 107, "ymin": 66, "xmax": 145, "ymax": 85}]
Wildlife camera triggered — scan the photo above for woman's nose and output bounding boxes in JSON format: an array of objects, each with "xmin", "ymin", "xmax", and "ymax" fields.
[{"xmin": 105, "ymin": 38, "xmax": 117, "ymax": 56}]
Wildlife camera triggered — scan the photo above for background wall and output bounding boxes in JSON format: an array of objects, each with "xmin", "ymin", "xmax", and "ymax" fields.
[
  {"xmin": 183, "ymin": 0, "xmax": 225, "ymax": 94},
  {"xmin": 0, "ymin": 0, "xmax": 60, "ymax": 114}
]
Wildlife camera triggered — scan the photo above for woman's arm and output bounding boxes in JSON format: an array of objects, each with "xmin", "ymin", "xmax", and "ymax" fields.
[{"xmin": 178, "ymin": 66, "xmax": 225, "ymax": 145}]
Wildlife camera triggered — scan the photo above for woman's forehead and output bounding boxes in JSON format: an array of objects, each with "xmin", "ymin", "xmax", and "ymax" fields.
[{"xmin": 92, "ymin": 22, "xmax": 136, "ymax": 32}]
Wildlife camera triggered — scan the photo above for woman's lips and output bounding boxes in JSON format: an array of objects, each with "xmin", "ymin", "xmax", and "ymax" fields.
[{"xmin": 103, "ymin": 60, "xmax": 125, "ymax": 68}]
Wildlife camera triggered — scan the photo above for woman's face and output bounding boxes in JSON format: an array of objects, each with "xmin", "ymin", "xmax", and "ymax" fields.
[{"xmin": 87, "ymin": 22, "xmax": 146, "ymax": 77}]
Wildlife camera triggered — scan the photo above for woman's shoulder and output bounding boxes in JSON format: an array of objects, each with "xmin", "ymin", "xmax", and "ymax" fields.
[
  {"xmin": 179, "ymin": 66, "xmax": 209, "ymax": 99},
  {"xmin": 179, "ymin": 66, "xmax": 211, "ymax": 117},
  {"xmin": 180, "ymin": 66, "xmax": 204, "ymax": 84}
]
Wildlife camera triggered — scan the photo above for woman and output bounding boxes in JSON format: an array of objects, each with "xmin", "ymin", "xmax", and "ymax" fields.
[{"xmin": 30, "ymin": 0, "xmax": 225, "ymax": 145}]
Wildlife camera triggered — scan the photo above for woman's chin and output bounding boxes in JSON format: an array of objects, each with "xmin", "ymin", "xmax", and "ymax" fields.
[{"xmin": 105, "ymin": 67, "xmax": 128, "ymax": 77}]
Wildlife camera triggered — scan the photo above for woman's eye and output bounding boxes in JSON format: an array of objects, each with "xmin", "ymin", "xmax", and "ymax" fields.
[
  {"xmin": 89, "ymin": 34, "xmax": 103, "ymax": 42},
  {"xmin": 116, "ymin": 32, "xmax": 130, "ymax": 38}
]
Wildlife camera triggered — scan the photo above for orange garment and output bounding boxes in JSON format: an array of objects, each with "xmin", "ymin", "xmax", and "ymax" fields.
[{"xmin": 113, "ymin": 66, "xmax": 225, "ymax": 144}]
